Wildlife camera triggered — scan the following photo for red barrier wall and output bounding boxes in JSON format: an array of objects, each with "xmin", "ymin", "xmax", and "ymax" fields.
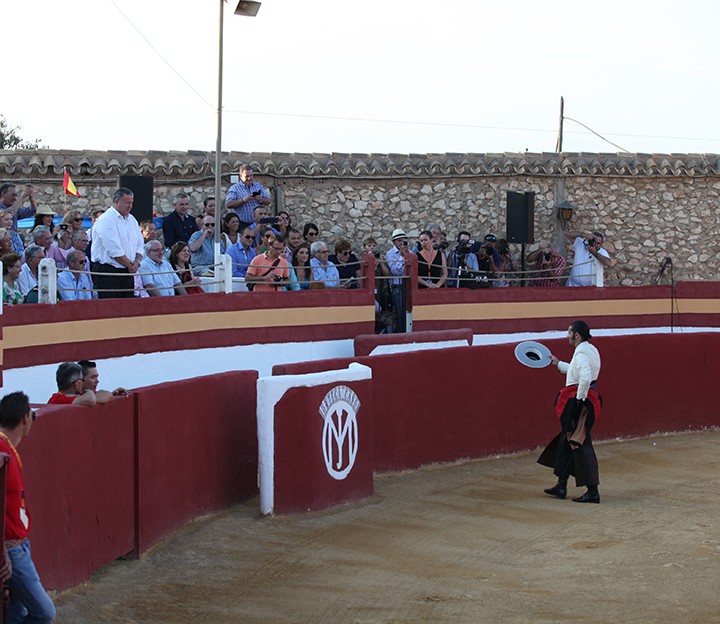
[
  {"xmin": 271, "ymin": 379, "xmax": 374, "ymax": 514},
  {"xmin": 1, "ymin": 288, "xmax": 374, "ymax": 369},
  {"xmin": 353, "ymin": 328, "xmax": 473, "ymax": 356},
  {"xmin": 272, "ymin": 333, "xmax": 720, "ymax": 472},
  {"xmin": 22, "ymin": 399, "xmax": 136, "ymax": 591},
  {"xmin": 134, "ymin": 370, "xmax": 258, "ymax": 554}
]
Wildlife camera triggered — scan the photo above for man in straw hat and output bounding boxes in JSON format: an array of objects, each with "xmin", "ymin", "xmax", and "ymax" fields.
[
  {"xmin": 537, "ymin": 320, "xmax": 603, "ymax": 503},
  {"xmin": 385, "ymin": 228, "xmax": 410, "ymax": 333}
]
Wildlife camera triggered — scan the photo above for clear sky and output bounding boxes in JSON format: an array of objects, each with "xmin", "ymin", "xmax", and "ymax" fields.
[{"xmin": 4, "ymin": 0, "xmax": 719, "ymax": 155}]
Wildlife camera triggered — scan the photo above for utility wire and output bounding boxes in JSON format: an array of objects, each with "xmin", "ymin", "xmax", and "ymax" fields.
[
  {"xmin": 564, "ymin": 117, "xmax": 631, "ymax": 153},
  {"xmin": 107, "ymin": 0, "xmax": 214, "ymax": 110},
  {"xmin": 223, "ymin": 108, "xmax": 554, "ymax": 135},
  {"xmin": 103, "ymin": 1, "xmax": 717, "ymax": 150}
]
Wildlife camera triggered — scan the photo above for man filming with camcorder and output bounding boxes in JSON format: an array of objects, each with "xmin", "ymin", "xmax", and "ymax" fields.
[
  {"xmin": 564, "ymin": 228, "xmax": 615, "ymax": 287},
  {"xmin": 448, "ymin": 230, "xmax": 480, "ymax": 287}
]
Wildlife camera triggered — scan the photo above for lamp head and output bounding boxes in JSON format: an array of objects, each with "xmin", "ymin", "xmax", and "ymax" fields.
[
  {"xmin": 234, "ymin": 1, "xmax": 261, "ymax": 16},
  {"xmin": 556, "ymin": 200, "xmax": 574, "ymax": 222}
]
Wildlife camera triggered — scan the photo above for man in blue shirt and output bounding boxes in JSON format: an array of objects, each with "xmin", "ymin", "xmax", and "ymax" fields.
[
  {"xmin": 57, "ymin": 250, "xmax": 96, "ymax": 300},
  {"xmin": 139, "ymin": 241, "xmax": 186, "ymax": 296},
  {"xmin": 188, "ymin": 215, "xmax": 216, "ymax": 276},
  {"xmin": 227, "ymin": 226, "xmax": 256, "ymax": 277},
  {"xmin": 225, "ymin": 166, "xmax": 271, "ymax": 224},
  {"xmin": 309, "ymin": 241, "xmax": 340, "ymax": 288}
]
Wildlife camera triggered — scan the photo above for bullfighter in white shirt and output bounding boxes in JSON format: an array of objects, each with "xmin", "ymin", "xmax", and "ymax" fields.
[{"xmin": 538, "ymin": 320, "xmax": 603, "ymax": 503}]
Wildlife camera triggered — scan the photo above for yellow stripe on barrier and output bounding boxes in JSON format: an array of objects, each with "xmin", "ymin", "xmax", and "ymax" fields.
[
  {"xmin": 2, "ymin": 305, "xmax": 374, "ymax": 350},
  {"xmin": 413, "ymin": 298, "xmax": 717, "ymax": 321}
]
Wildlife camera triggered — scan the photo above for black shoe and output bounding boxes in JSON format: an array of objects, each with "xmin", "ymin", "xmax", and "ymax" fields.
[
  {"xmin": 543, "ymin": 485, "xmax": 567, "ymax": 499},
  {"xmin": 572, "ymin": 491, "xmax": 600, "ymax": 504}
]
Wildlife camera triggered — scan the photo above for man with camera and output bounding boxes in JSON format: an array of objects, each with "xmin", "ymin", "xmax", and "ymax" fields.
[
  {"xmin": 226, "ymin": 166, "xmax": 272, "ymax": 225},
  {"xmin": 245, "ymin": 232, "xmax": 290, "ymax": 292},
  {"xmin": 564, "ymin": 229, "xmax": 613, "ymax": 287},
  {"xmin": 528, "ymin": 243, "xmax": 566, "ymax": 287},
  {"xmin": 447, "ymin": 231, "xmax": 479, "ymax": 288},
  {"xmin": 248, "ymin": 205, "xmax": 281, "ymax": 247}
]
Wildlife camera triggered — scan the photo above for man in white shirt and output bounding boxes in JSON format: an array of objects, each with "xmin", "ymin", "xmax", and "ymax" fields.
[
  {"xmin": 90, "ymin": 188, "xmax": 144, "ymax": 299},
  {"xmin": 538, "ymin": 320, "xmax": 603, "ymax": 503},
  {"xmin": 565, "ymin": 229, "xmax": 614, "ymax": 287}
]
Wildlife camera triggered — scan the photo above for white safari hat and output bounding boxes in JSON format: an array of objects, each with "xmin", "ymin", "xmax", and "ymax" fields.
[{"xmin": 391, "ymin": 228, "xmax": 407, "ymax": 241}]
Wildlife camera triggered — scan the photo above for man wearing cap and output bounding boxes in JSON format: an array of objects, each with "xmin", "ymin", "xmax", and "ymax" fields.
[
  {"xmin": 537, "ymin": 320, "xmax": 603, "ymax": 503},
  {"xmin": 385, "ymin": 228, "xmax": 411, "ymax": 332},
  {"xmin": 225, "ymin": 166, "xmax": 271, "ymax": 225}
]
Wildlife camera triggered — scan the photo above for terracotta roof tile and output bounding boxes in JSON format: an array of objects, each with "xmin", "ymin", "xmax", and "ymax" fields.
[{"xmin": 1, "ymin": 149, "xmax": 720, "ymax": 179}]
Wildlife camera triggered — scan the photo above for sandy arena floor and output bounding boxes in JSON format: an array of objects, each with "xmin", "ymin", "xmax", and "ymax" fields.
[{"xmin": 54, "ymin": 429, "xmax": 720, "ymax": 624}]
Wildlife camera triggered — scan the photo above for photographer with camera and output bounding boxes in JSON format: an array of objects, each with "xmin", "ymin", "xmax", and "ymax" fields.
[
  {"xmin": 493, "ymin": 238, "xmax": 519, "ymax": 287},
  {"xmin": 245, "ymin": 232, "xmax": 290, "ymax": 292},
  {"xmin": 225, "ymin": 165, "xmax": 272, "ymax": 225},
  {"xmin": 564, "ymin": 229, "xmax": 614, "ymax": 287},
  {"xmin": 447, "ymin": 231, "xmax": 479, "ymax": 288},
  {"xmin": 416, "ymin": 230, "xmax": 448, "ymax": 289},
  {"xmin": 528, "ymin": 243, "xmax": 566, "ymax": 287}
]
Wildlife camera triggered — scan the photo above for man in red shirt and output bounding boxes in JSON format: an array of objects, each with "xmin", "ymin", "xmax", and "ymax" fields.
[
  {"xmin": 245, "ymin": 233, "xmax": 290, "ymax": 292},
  {"xmin": 0, "ymin": 391, "xmax": 56, "ymax": 622},
  {"xmin": 47, "ymin": 362, "xmax": 97, "ymax": 405}
]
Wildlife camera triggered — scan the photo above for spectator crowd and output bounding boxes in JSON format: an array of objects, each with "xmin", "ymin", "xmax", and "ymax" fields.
[{"xmin": 1, "ymin": 170, "xmax": 615, "ymax": 331}]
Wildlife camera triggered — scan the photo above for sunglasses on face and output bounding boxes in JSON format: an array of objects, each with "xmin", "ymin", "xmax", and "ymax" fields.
[
  {"xmin": 243, "ymin": 234, "xmax": 254, "ymax": 240},
  {"xmin": 205, "ymin": 222, "xmax": 215, "ymax": 227},
  {"xmin": 72, "ymin": 218, "xmax": 82, "ymax": 222}
]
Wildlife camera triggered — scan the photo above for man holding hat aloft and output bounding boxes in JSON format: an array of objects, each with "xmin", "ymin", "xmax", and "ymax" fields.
[{"xmin": 537, "ymin": 320, "xmax": 603, "ymax": 503}]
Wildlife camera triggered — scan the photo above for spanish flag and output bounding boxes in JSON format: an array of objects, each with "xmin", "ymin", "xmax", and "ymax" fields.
[{"xmin": 63, "ymin": 169, "xmax": 82, "ymax": 197}]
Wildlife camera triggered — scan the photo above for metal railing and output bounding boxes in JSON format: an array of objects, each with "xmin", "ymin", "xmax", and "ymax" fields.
[{"xmin": 25, "ymin": 254, "xmax": 603, "ymax": 305}]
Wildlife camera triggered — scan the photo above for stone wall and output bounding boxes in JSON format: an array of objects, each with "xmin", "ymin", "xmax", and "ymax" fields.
[{"xmin": 2, "ymin": 150, "xmax": 719, "ymax": 286}]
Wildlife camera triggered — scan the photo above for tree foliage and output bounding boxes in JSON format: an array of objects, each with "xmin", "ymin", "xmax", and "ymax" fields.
[{"xmin": 0, "ymin": 114, "xmax": 44, "ymax": 149}]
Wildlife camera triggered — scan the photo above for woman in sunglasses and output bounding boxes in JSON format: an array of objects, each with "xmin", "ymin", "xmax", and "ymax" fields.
[{"xmin": 303, "ymin": 222, "xmax": 319, "ymax": 245}]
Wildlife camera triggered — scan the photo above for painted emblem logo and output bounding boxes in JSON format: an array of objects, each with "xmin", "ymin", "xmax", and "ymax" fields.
[{"xmin": 319, "ymin": 385, "xmax": 360, "ymax": 480}]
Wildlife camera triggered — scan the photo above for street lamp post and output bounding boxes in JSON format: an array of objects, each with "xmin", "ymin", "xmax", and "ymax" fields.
[{"xmin": 214, "ymin": 0, "xmax": 262, "ymax": 265}]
